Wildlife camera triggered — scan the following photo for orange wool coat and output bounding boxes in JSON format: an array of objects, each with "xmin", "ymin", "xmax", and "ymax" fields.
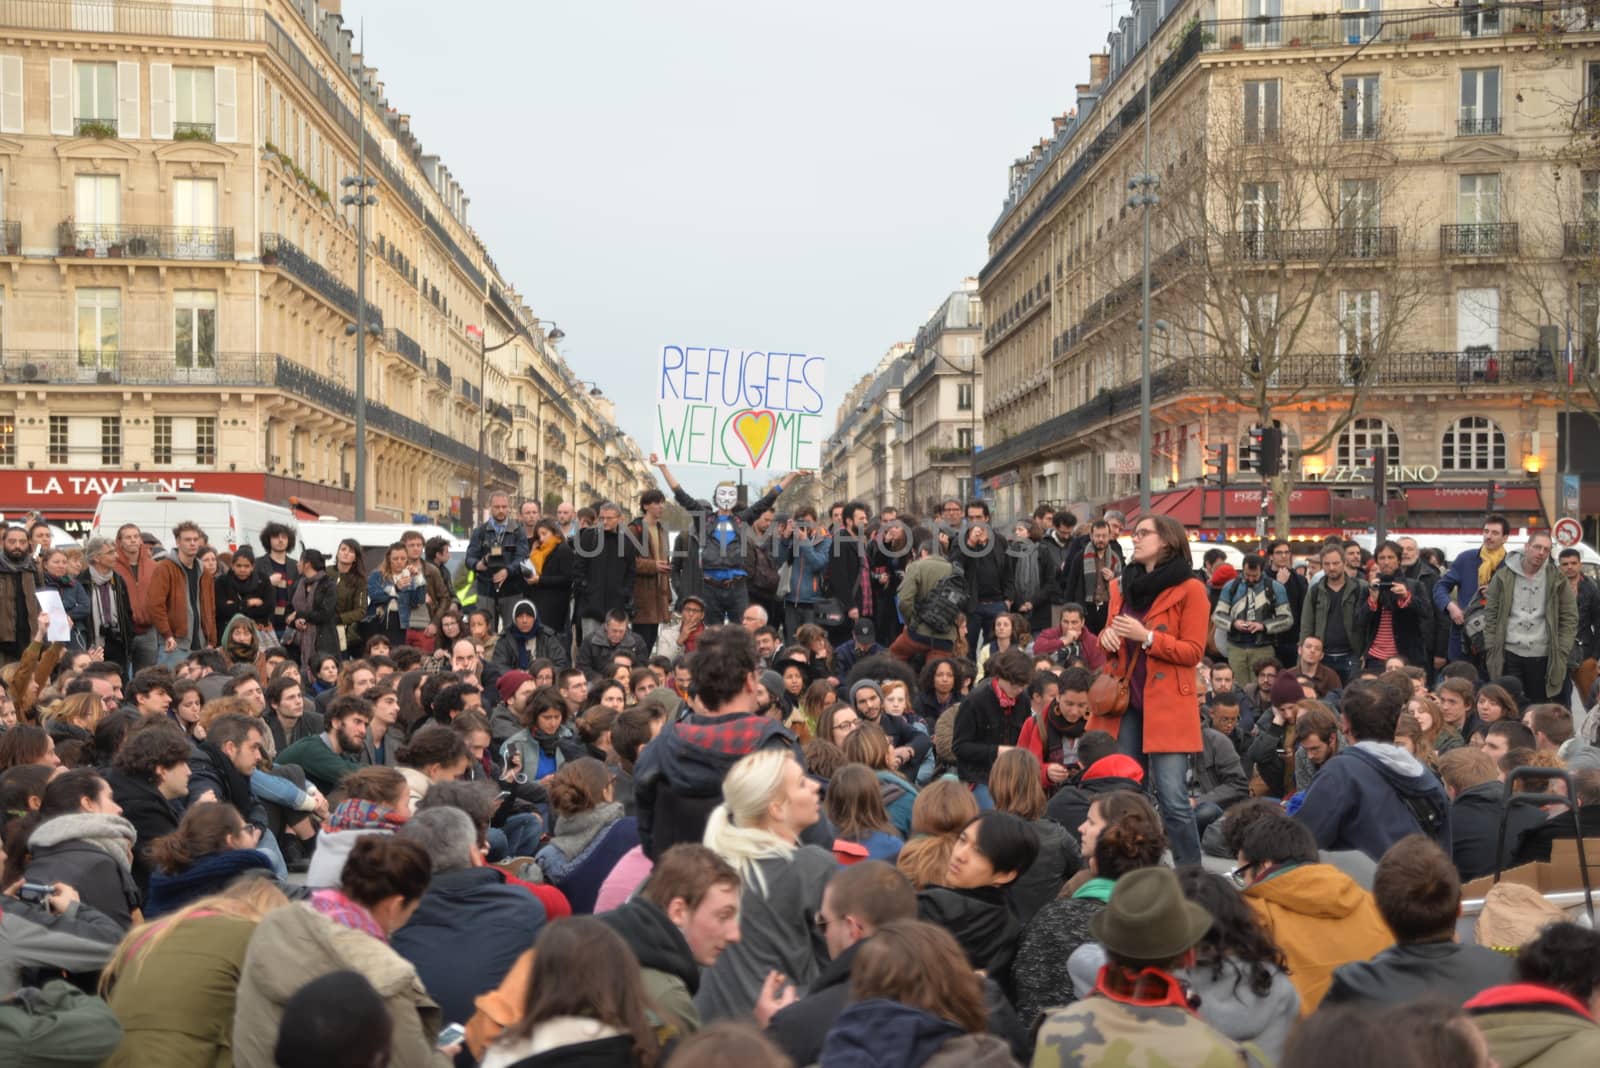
[{"xmin": 1085, "ymin": 575, "xmax": 1210, "ymax": 754}]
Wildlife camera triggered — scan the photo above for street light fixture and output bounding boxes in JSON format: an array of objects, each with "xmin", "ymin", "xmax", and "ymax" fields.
[
  {"xmin": 340, "ymin": 169, "xmax": 378, "ymax": 518},
  {"xmin": 1128, "ymin": 12, "xmax": 1161, "ymax": 517}
]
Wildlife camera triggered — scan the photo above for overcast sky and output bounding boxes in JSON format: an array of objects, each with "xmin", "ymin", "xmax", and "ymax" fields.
[{"xmin": 345, "ymin": 0, "xmax": 1107, "ymax": 493}]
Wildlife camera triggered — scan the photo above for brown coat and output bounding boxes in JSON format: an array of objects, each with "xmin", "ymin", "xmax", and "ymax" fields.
[
  {"xmin": 0, "ymin": 559, "xmax": 40, "ymax": 649},
  {"xmin": 630, "ymin": 517, "xmax": 672, "ymax": 625},
  {"xmin": 147, "ymin": 557, "xmax": 217, "ymax": 647},
  {"xmin": 111, "ymin": 541, "xmax": 158, "ymax": 630}
]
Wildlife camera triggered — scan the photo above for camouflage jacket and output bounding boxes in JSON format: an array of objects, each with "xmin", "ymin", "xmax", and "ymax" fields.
[{"xmin": 1033, "ymin": 994, "xmax": 1252, "ymax": 1068}]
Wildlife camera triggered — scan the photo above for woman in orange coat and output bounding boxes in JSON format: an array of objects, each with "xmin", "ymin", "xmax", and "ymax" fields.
[{"xmin": 1090, "ymin": 513, "xmax": 1210, "ymax": 864}]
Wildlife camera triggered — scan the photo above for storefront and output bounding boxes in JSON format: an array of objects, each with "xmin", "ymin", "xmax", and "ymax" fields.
[{"xmin": 0, "ymin": 471, "xmax": 356, "ymax": 537}]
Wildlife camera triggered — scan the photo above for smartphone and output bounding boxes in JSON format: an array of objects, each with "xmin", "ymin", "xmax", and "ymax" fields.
[{"xmin": 436, "ymin": 1023, "xmax": 466, "ymax": 1048}]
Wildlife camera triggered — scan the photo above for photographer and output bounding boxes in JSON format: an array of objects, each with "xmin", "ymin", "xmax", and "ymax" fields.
[
  {"xmin": 0, "ymin": 841, "xmax": 123, "ymax": 994},
  {"xmin": 1356, "ymin": 540, "xmax": 1433, "ymax": 671}
]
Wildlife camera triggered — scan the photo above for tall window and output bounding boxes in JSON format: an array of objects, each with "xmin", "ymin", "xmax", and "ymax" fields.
[
  {"xmin": 1441, "ymin": 416, "xmax": 1506, "ymax": 470},
  {"xmin": 1242, "ymin": 293, "xmax": 1280, "ymax": 383},
  {"xmin": 1462, "ymin": 0, "xmax": 1500, "ymax": 37},
  {"xmin": 101, "ymin": 415, "xmax": 121, "ymax": 466},
  {"xmin": 1338, "ymin": 417, "xmax": 1399, "ymax": 468},
  {"xmin": 1342, "ymin": 75, "xmax": 1380, "ymax": 139},
  {"xmin": 1245, "ymin": 0, "xmax": 1283, "ymax": 46},
  {"xmin": 1243, "ymin": 80, "xmax": 1280, "ymax": 143},
  {"xmin": 175, "ymin": 290, "xmax": 216, "ymax": 372},
  {"xmin": 956, "ymin": 382, "xmax": 974, "ymax": 410},
  {"xmin": 1584, "ymin": 171, "xmax": 1599, "ymax": 220},
  {"xmin": 1458, "ymin": 174, "xmax": 1501, "ymax": 224},
  {"xmin": 1581, "ymin": 284, "xmax": 1599, "ymax": 372},
  {"xmin": 174, "ymin": 67, "xmax": 214, "ymax": 136},
  {"xmin": 153, "ymin": 415, "xmax": 217, "ymax": 465},
  {"xmin": 1460, "ymin": 68, "xmax": 1502, "ymax": 135},
  {"xmin": 0, "ymin": 415, "xmax": 13, "ymax": 466},
  {"xmin": 1242, "ymin": 182, "xmax": 1280, "ymax": 251},
  {"xmin": 1339, "ymin": 290, "xmax": 1381, "ymax": 382},
  {"xmin": 73, "ymin": 61, "xmax": 115, "ymax": 126},
  {"xmin": 1343, "ymin": 0, "xmax": 1381, "ymax": 43},
  {"xmin": 956, "ymin": 427, "xmax": 974, "ymax": 450},
  {"xmin": 75, "ymin": 288, "xmax": 119, "ymax": 375},
  {"xmin": 73, "ymin": 174, "xmax": 118, "ymax": 251},
  {"xmin": 173, "ymin": 178, "xmax": 218, "ymax": 256}
]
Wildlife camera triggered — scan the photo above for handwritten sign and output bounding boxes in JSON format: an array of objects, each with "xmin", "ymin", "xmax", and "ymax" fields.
[{"xmin": 655, "ymin": 345, "xmax": 825, "ymax": 470}]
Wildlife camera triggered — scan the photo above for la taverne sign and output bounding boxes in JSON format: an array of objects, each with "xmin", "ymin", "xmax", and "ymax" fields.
[
  {"xmin": 0, "ymin": 471, "xmax": 268, "ymax": 508},
  {"xmin": 1307, "ymin": 464, "xmax": 1442, "ymax": 484}
]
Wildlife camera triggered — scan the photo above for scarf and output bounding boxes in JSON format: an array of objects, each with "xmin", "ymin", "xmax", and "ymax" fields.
[
  {"xmin": 1121, "ymin": 553, "xmax": 1195, "ymax": 613},
  {"xmin": 1013, "ymin": 541, "xmax": 1041, "ymax": 604},
  {"xmin": 309, "ymin": 888, "xmax": 387, "ymax": 941},
  {"xmin": 992, "ymin": 677, "xmax": 1017, "ymax": 711},
  {"xmin": 325, "ymin": 798, "xmax": 406, "ymax": 834},
  {"xmin": 88, "ymin": 566, "xmax": 117, "ymax": 639},
  {"xmin": 291, "ymin": 574, "xmax": 324, "ymax": 665},
  {"xmin": 198, "ymin": 739, "xmax": 256, "ymax": 814},
  {"xmin": 1478, "ymin": 544, "xmax": 1506, "ymax": 588},
  {"xmin": 531, "ymin": 725, "xmax": 565, "ymax": 758},
  {"xmin": 547, "ymin": 800, "xmax": 624, "ymax": 861},
  {"xmin": 28, "ymin": 811, "xmax": 137, "ymax": 870},
  {"xmin": 530, "ymin": 534, "xmax": 560, "ymax": 577}
]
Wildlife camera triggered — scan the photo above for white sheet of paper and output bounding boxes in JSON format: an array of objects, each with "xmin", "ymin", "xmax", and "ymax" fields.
[{"xmin": 34, "ymin": 588, "xmax": 72, "ymax": 642}]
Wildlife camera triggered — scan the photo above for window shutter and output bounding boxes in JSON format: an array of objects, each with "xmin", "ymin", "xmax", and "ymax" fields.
[
  {"xmin": 0, "ymin": 56, "xmax": 20, "ymax": 134},
  {"xmin": 149, "ymin": 62, "xmax": 172, "ymax": 140},
  {"xmin": 214, "ymin": 64, "xmax": 236, "ymax": 142},
  {"xmin": 116, "ymin": 60, "xmax": 139, "ymax": 139},
  {"xmin": 49, "ymin": 57, "xmax": 70, "ymax": 136}
]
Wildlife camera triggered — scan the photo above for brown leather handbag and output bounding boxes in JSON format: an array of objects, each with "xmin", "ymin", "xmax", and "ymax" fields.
[{"xmin": 1089, "ymin": 646, "xmax": 1142, "ymax": 718}]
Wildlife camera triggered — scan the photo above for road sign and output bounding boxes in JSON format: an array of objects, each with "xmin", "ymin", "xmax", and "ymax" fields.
[
  {"xmin": 1554, "ymin": 517, "xmax": 1583, "ymax": 548},
  {"xmin": 1562, "ymin": 475, "xmax": 1581, "ymax": 518}
]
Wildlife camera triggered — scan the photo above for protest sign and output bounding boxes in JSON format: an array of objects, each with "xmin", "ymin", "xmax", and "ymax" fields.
[{"xmin": 655, "ymin": 345, "xmax": 825, "ymax": 470}]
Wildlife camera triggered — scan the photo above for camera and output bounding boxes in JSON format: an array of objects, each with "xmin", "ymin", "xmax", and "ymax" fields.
[{"xmin": 15, "ymin": 881, "xmax": 53, "ymax": 905}]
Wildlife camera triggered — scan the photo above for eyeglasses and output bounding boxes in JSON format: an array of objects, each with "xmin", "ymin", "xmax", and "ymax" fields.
[{"xmin": 1131, "ymin": 528, "xmax": 1159, "ymax": 539}]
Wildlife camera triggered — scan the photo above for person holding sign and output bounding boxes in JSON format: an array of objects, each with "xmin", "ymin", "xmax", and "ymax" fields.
[{"xmin": 652, "ymin": 454, "xmax": 805, "ymax": 625}]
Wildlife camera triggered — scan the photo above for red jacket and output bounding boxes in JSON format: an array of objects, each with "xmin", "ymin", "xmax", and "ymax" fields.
[
  {"xmin": 1087, "ymin": 575, "xmax": 1210, "ymax": 753},
  {"xmin": 111, "ymin": 541, "xmax": 158, "ymax": 630}
]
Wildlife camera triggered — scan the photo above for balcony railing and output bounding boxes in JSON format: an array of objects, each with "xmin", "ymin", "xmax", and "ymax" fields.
[
  {"xmin": 0, "ymin": 220, "xmax": 17, "ymax": 255},
  {"xmin": 1441, "ymin": 222, "xmax": 1518, "ymax": 256},
  {"xmin": 927, "ymin": 446, "xmax": 973, "ymax": 463},
  {"xmin": 1243, "ymin": 125, "xmax": 1281, "ymax": 145},
  {"xmin": 489, "ymin": 402, "xmax": 512, "ymax": 424},
  {"xmin": 59, "ymin": 222, "xmax": 235, "ymax": 261},
  {"xmin": 1201, "ymin": 3, "xmax": 1589, "ymax": 54},
  {"xmin": 261, "ymin": 233, "xmax": 383, "ymax": 327},
  {"xmin": 1224, "ymin": 226, "xmax": 1397, "ymax": 262},
  {"xmin": 1457, "ymin": 116, "xmax": 1502, "ymax": 136},
  {"xmin": 1340, "ymin": 121, "xmax": 1381, "ymax": 141},
  {"xmin": 382, "ymin": 328, "xmax": 425, "ymax": 369},
  {"xmin": 174, "ymin": 120, "xmax": 215, "ymax": 141},
  {"xmin": 73, "ymin": 116, "xmax": 117, "ymax": 138},
  {"xmin": 0, "ymin": 0, "xmax": 264, "ymax": 39},
  {"xmin": 1564, "ymin": 222, "xmax": 1600, "ymax": 256}
]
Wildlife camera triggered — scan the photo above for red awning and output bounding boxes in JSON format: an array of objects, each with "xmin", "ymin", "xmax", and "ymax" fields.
[{"xmin": 1406, "ymin": 486, "xmax": 1541, "ymax": 512}]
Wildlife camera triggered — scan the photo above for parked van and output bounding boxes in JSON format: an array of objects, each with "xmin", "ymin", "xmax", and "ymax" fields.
[
  {"xmin": 91, "ymin": 492, "xmax": 298, "ymax": 555},
  {"xmin": 297, "ymin": 519, "xmax": 468, "ymax": 575}
]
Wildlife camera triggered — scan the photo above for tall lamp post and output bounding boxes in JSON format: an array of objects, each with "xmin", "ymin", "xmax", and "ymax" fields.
[
  {"xmin": 469, "ymin": 321, "xmax": 563, "ymax": 523},
  {"xmin": 1128, "ymin": 7, "xmax": 1160, "ymax": 516},
  {"xmin": 340, "ymin": 166, "xmax": 377, "ymax": 518}
]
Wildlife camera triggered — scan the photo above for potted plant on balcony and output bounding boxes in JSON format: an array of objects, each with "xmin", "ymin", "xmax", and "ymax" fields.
[
  {"xmin": 261, "ymin": 246, "xmax": 278, "ymax": 266},
  {"xmin": 1227, "ymin": 34, "xmax": 1244, "ymax": 49}
]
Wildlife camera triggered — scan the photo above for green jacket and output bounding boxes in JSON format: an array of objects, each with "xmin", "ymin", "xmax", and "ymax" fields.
[
  {"xmin": 1485, "ymin": 552, "xmax": 1578, "ymax": 696},
  {"xmin": 898, "ymin": 556, "xmax": 957, "ymax": 641},
  {"xmin": 0, "ymin": 980, "xmax": 121, "ymax": 1067},
  {"xmin": 1299, "ymin": 575, "xmax": 1367, "ymax": 647},
  {"xmin": 1475, "ymin": 1006, "xmax": 1600, "ymax": 1068},
  {"xmin": 1033, "ymin": 993, "xmax": 1250, "ymax": 1068},
  {"xmin": 275, "ymin": 734, "xmax": 362, "ymax": 795}
]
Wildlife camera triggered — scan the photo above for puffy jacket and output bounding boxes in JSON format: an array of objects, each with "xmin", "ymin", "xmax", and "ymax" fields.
[
  {"xmin": 1467, "ymin": 982, "xmax": 1600, "ymax": 1068},
  {"xmin": 1244, "ymin": 862, "xmax": 1393, "ymax": 1013},
  {"xmin": 390, "ymin": 867, "xmax": 546, "ymax": 1027},
  {"xmin": 1294, "ymin": 742, "xmax": 1451, "ymax": 861}
]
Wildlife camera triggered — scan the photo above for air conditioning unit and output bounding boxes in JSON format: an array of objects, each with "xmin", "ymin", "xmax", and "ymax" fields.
[{"xmin": 20, "ymin": 362, "xmax": 43, "ymax": 382}]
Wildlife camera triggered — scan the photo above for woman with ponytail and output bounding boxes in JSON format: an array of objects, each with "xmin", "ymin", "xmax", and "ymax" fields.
[
  {"xmin": 695, "ymin": 747, "xmax": 835, "ymax": 1023},
  {"xmin": 142, "ymin": 802, "xmax": 277, "ymax": 918},
  {"xmin": 528, "ymin": 757, "xmax": 638, "ymax": 913}
]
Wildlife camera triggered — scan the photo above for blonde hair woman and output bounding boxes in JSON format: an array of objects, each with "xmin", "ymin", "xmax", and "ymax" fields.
[{"xmin": 696, "ymin": 747, "xmax": 835, "ymax": 1022}]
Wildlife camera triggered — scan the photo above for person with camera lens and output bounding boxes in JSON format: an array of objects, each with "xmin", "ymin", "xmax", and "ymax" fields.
[{"xmin": 1357, "ymin": 540, "xmax": 1433, "ymax": 672}]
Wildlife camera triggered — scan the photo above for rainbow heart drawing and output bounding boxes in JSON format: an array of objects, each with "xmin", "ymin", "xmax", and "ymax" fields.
[{"xmin": 731, "ymin": 409, "xmax": 777, "ymax": 468}]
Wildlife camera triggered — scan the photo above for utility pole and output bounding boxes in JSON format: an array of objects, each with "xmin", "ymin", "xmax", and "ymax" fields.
[
  {"xmin": 340, "ymin": 28, "xmax": 377, "ymax": 521},
  {"xmin": 1368, "ymin": 446, "xmax": 1389, "ymax": 546},
  {"xmin": 1206, "ymin": 442, "xmax": 1230, "ymax": 545},
  {"xmin": 1130, "ymin": 17, "xmax": 1159, "ymax": 516}
]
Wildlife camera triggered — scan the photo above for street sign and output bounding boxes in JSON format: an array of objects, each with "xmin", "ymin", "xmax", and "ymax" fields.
[
  {"xmin": 1554, "ymin": 517, "xmax": 1583, "ymax": 548},
  {"xmin": 1562, "ymin": 475, "xmax": 1581, "ymax": 518},
  {"xmin": 1105, "ymin": 451, "xmax": 1140, "ymax": 475}
]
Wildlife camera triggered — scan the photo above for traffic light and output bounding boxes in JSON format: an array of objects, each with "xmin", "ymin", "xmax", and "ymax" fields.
[
  {"xmin": 1259, "ymin": 426, "xmax": 1282, "ymax": 477},
  {"xmin": 1205, "ymin": 442, "xmax": 1230, "ymax": 482},
  {"xmin": 1239, "ymin": 429, "xmax": 1262, "ymax": 472}
]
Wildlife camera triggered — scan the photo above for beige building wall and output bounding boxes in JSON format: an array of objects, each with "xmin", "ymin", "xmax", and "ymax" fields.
[
  {"xmin": 0, "ymin": 0, "xmax": 647, "ymax": 527},
  {"xmin": 900, "ymin": 279, "xmax": 984, "ymax": 515}
]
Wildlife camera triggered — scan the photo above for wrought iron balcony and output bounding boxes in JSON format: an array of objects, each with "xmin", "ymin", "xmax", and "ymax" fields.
[
  {"xmin": 1224, "ymin": 226, "xmax": 1397, "ymax": 262},
  {"xmin": 0, "ymin": 350, "xmax": 275, "ymax": 387},
  {"xmin": 58, "ymin": 222, "xmax": 236, "ymax": 261},
  {"xmin": 382, "ymin": 329, "xmax": 426, "ymax": 370},
  {"xmin": 927, "ymin": 446, "xmax": 973, "ymax": 463},
  {"xmin": 261, "ymin": 233, "xmax": 383, "ymax": 327},
  {"xmin": 73, "ymin": 116, "xmax": 117, "ymax": 138},
  {"xmin": 1340, "ymin": 121, "xmax": 1380, "ymax": 141},
  {"xmin": 0, "ymin": 221, "xmax": 17, "ymax": 255},
  {"xmin": 489, "ymin": 402, "xmax": 513, "ymax": 424},
  {"xmin": 1441, "ymin": 223, "xmax": 1518, "ymax": 257},
  {"xmin": 0, "ymin": 0, "xmax": 264, "ymax": 40},
  {"xmin": 1457, "ymin": 116, "xmax": 1502, "ymax": 136},
  {"xmin": 174, "ymin": 121, "xmax": 215, "ymax": 141},
  {"xmin": 1201, "ymin": 2, "xmax": 1585, "ymax": 53},
  {"xmin": 1564, "ymin": 222, "xmax": 1600, "ymax": 256}
]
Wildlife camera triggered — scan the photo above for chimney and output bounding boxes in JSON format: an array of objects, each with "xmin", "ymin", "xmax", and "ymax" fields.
[
  {"xmin": 1089, "ymin": 52, "xmax": 1110, "ymax": 85},
  {"xmin": 1052, "ymin": 113, "xmax": 1070, "ymax": 134}
]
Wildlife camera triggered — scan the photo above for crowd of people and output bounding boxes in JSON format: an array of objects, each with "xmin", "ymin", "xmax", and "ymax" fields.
[{"xmin": 1, "ymin": 484, "xmax": 1599, "ymax": 1068}]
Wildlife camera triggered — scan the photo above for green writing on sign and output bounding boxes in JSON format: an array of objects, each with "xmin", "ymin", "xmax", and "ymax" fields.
[{"xmin": 656, "ymin": 403, "xmax": 820, "ymax": 470}]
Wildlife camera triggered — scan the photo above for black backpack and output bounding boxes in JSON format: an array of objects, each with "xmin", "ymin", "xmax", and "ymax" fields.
[{"xmin": 916, "ymin": 565, "xmax": 968, "ymax": 634}]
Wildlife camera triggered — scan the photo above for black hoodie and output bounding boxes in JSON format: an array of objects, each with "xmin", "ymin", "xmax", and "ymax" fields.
[
  {"xmin": 598, "ymin": 897, "xmax": 701, "ymax": 1035},
  {"xmin": 916, "ymin": 884, "xmax": 1023, "ymax": 994}
]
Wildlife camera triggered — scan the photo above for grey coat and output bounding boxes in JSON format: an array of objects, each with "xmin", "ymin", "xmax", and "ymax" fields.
[
  {"xmin": 1485, "ymin": 552, "xmax": 1578, "ymax": 695},
  {"xmin": 1192, "ymin": 726, "xmax": 1249, "ymax": 808}
]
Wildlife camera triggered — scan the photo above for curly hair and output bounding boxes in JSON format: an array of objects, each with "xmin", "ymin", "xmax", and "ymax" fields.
[
  {"xmin": 1090, "ymin": 790, "xmax": 1167, "ymax": 881},
  {"xmin": 1175, "ymin": 866, "xmax": 1287, "ymax": 998}
]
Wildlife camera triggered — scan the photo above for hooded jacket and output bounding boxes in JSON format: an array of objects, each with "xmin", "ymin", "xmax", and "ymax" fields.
[
  {"xmin": 1486, "ymin": 551, "xmax": 1580, "ymax": 697},
  {"xmin": 390, "ymin": 866, "xmax": 547, "ymax": 1028},
  {"xmin": 1294, "ymin": 741, "xmax": 1452, "ymax": 861},
  {"xmin": 1243, "ymin": 862, "xmax": 1393, "ymax": 1013},
  {"xmin": 598, "ymin": 897, "xmax": 701, "ymax": 1037},
  {"xmin": 24, "ymin": 813, "xmax": 141, "ymax": 929},
  {"xmin": 490, "ymin": 602, "xmax": 571, "ymax": 671},
  {"xmin": 817, "ymin": 998, "xmax": 1019, "ymax": 1068},
  {"xmin": 220, "ymin": 611, "xmax": 262, "ymax": 667},
  {"xmin": 1044, "ymin": 755, "xmax": 1145, "ymax": 848},
  {"xmin": 916, "ymin": 885, "xmax": 1023, "ymax": 993},
  {"xmin": 234, "ymin": 902, "xmax": 451, "ymax": 1068},
  {"xmin": 1467, "ymin": 982, "xmax": 1600, "ymax": 1068},
  {"xmin": 1324, "ymin": 939, "xmax": 1513, "ymax": 1009}
]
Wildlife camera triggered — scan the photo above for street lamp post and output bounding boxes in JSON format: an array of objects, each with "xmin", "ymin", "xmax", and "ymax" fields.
[
  {"xmin": 531, "ymin": 370, "xmax": 597, "ymax": 505},
  {"xmin": 340, "ymin": 108, "xmax": 378, "ymax": 520},
  {"xmin": 1128, "ymin": 11, "xmax": 1160, "ymax": 516}
]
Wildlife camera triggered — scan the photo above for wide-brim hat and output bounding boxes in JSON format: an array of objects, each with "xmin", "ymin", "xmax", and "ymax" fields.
[{"xmin": 1088, "ymin": 867, "xmax": 1212, "ymax": 963}]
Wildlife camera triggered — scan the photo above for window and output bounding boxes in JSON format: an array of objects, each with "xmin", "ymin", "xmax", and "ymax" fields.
[
  {"xmin": 957, "ymin": 382, "xmax": 974, "ymax": 410},
  {"xmin": 73, "ymin": 61, "xmax": 115, "ymax": 125},
  {"xmin": 75, "ymin": 288, "xmax": 119, "ymax": 375},
  {"xmin": 1243, "ymin": 80, "xmax": 1280, "ymax": 143},
  {"xmin": 1584, "ymin": 171, "xmax": 1600, "ymax": 221},
  {"xmin": 1339, "ymin": 290, "xmax": 1381, "ymax": 383},
  {"xmin": 1462, "ymin": 0, "xmax": 1500, "ymax": 37},
  {"xmin": 174, "ymin": 67, "xmax": 214, "ymax": 136},
  {"xmin": 1581, "ymin": 284, "xmax": 1599, "ymax": 372},
  {"xmin": 1338, "ymin": 417, "xmax": 1399, "ymax": 467},
  {"xmin": 1458, "ymin": 174, "xmax": 1501, "ymax": 224},
  {"xmin": 1245, "ymin": 0, "xmax": 1283, "ymax": 46},
  {"xmin": 173, "ymin": 178, "xmax": 218, "ymax": 255},
  {"xmin": 1460, "ymin": 68, "xmax": 1501, "ymax": 135},
  {"xmin": 72, "ymin": 174, "xmax": 118, "ymax": 251},
  {"xmin": 956, "ymin": 427, "xmax": 974, "ymax": 450},
  {"xmin": 1242, "ymin": 183, "xmax": 1280, "ymax": 257},
  {"xmin": 1242, "ymin": 292, "xmax": 1280, "ymax": 383},
  {"xmin": 47, "ymin": 414, "xmax": 119, "ymax": 466},
  {"xmin": 1441, "ymin": 416, "xmax": 1505, "ymax": 470},
  {"xmin": 1343, "ymin": 0, "xmax": 1381, "ymax": 43},
  {"xmin": 153, "ymin": 415, "xmax": 216, "ymax": 465},
  {"xmin": 0, "ymin": 415, "xmax": 12, "ymax": 466},
  {"xmin": 1341, "ymin": 179, "xmax": 1380, "ymax": 228},
  {"xmin": 175, "ymin": 290, "xmax": 216, "ymax": 372},
  {"xmin": 1342, "ymin": 75, "xmax": 1380, "ymax": 139},
  {"xmin": 957, "ymin": 335, "xmax": 975, "ymax": 357}
]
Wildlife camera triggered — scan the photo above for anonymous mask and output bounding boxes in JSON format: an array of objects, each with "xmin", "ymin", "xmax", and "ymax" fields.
[{"xmin": 713, "ymin": 483, "xmax": 738, "ymax": 511}]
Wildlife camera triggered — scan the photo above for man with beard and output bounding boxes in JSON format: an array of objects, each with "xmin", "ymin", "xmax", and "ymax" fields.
[
  {"xmin": 1031, "ymin": 602, "xmax": 1106, "ymax": 671},
  {"xmin": 276, "ymin": 694, "xmax": 372, "ymax": 794},
  {"xmin": 1033, "ymin": 510, "xmax": 1076, "ymax": 634},
  {"xmin": 0, "ymin": 525, "xmax": 42, "ymax": 669},
  {"xmin": 848, "ymin": 678, "xmax": 927, "ymax": 771},
  {"xmin": 1063, "ymin": 519, "xmax": 1122, "ymax": 634},
  {"xmin": 572, "ymin": 503, "xmax": 639, "ymax": 642},
  {"xmin": 1267, "ymin": 540, "xmax": 1310, "ymax": 668}
]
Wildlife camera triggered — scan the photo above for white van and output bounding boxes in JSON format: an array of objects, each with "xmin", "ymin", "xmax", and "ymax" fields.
[
  {"xmin": 297, "ymin": 519, "xmax": 467, "ymax": 575},
  {"xmin": 91, "ymin": 491, "xmax": 298, "ymax": 555}
]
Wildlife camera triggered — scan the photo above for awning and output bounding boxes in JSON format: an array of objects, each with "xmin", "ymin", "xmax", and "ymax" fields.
[{"xmin": 1406, "ymin": 486, "xmax": 1541, "ymax": 512}]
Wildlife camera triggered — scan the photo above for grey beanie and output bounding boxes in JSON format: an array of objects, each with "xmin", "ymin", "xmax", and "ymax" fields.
[
  {"xmin": 759, "ymin": 670, "xmax": 786, "ymax": 701},
  {"xmin": 849, "ymin": 679, "xmax": 883, "ymax": 706}
]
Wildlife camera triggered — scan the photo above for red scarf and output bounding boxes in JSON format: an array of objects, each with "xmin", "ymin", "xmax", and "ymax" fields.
[
  {"xmin": 992, "ymin": 677, "xmax": 1017, "ymax": 711},
  {"xmin": 1094, "ymin": 965, "xmax": 1196, "ymax": 1012}
]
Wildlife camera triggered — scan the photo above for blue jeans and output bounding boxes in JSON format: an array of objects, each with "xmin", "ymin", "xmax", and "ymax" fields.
[
  {"xmin": 254, "ymin": 830, "xmax": 288, "ymax": 881},
  {"xmin": 968, "ymin": 601, "xmax": 1007, "ymax": 652},
  {"xmin": 1112, "ymin": 702, "xmax": 1202, "ymax": 865},
  {"xmin": 1322, "ymin": 652, "xmax": 1356, "ymax": 685},
  {"xmin": 487, "ymin": 812, "xmax": 545, "ymax": 861},
  {"xmin": 971, "ymin": 783, "xmax": 995, "ymax": 811}
]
